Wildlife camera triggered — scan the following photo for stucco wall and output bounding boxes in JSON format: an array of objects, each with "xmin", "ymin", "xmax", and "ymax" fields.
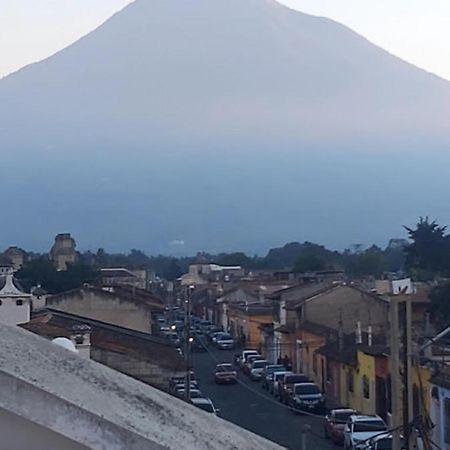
[
  {"xmin": 303, "ymin": 286, "xmax": 389, "ymax": 335},
  {"xmin": 91, "ymin": 348, "xmax": 183, "ymax": 388},
  {"xmin": 0, "ymin": 298, "xmax": 30, "ymax": 325},
  {"xmin": 48, "ymin": 289, "xmax": 152, "ymax": 333},
  {"xmin": 0, "ymin": 370, "xmax": 167, "ymax": 450},
  {"xmin": 355, "ymin": 351, "xmax": 376, "ymax": 415},
  {"xmin": 0, "ymin": 408, "xmax": 90, "ymax": 450}
]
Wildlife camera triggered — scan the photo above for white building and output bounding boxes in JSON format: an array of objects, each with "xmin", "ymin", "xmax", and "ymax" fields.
[
  {"xmin": 0, "ymin": 275, "xmax": 31, "ymax": 325},
  {"xmin": 431, "ymin": 368, "xmax": 450, "ymax": 450},
  {"xmin": 0, "ymin": 323, "xmax": 285, "ymax": 450}
]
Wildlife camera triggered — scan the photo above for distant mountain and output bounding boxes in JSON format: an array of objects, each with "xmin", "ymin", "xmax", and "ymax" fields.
[{"xmin": 1, "ymin": 0, "xmax": 450, "ymax": 254}]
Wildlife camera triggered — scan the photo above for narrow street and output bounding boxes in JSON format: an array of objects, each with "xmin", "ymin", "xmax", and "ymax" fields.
[{"xmin": 192, "ymin": 347, "xmax": 338, "ymax": 450}]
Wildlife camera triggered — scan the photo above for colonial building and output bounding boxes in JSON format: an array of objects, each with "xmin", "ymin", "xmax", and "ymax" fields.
[
  {"xmin": 49, "ymin": 233, "xmax": 78, "ymax": 271},
  {"xmin": 46, "ymin": 285, "xmax": 164, "ymax": 334},
  {"xmin": 3, "ymin": 246, "xmax": 28, "ymax": 271},
  {"xmin": 22, "ymin": 309, "xmax": 186, "ymax": 389},
  {"xmin": 0, "ymin": 274, "xmax": 31, "ymax": 325},
  {"xmin": 100, "ymin": 268, "xmax": 146, "ymax": 289}
]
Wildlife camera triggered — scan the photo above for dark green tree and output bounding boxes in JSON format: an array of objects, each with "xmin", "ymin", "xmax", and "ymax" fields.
[
  {"xmin": 343, "ymin": 246, "xmax": 387, "ymax": 278},
  {"xmin": 430, "ymin": 282, "xmax": 450, "ymax": 324},
  {"xmin": 404, "ymin": 217, "xmax": 450, "ymax": 280}
]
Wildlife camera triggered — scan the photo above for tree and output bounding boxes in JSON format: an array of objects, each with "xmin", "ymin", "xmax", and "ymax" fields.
[
  {"xmin": 404, "ymin": 217, "xmax": 450, "ymax": 280},
  {"xmin": 16, "ymin": 258, "xmax": 99, "ymax": 294},
  {"xmin": 293, "ymin": 254, "xmax": 326, "ymax": 273},
  {"xmin": 430, "ymin": 282, "xmax": 450, "ymax": 324},
  {"xmin": 343, "ymin": 245, "xmax": 387, "ymax": 278},
  {"xmin": 216, "ymin": 252, "xmax": 255, "ymax": 268},
  {"xmin": 163, "ymin": 259, "xmax": 182, "ymax": 281}
]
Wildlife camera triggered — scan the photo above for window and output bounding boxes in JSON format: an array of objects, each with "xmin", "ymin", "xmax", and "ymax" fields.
[
  {"xmin": 313, "ymin": 353, "xmax": 317, "ymax": 375},
  {"xmin": 348, "ymin": 370, "xmax": 354, "ymax": 393},
  {"xmin": 445, "ymin": 398, "xmax": 450, "ymax": 444},
  {"xmin": 0, "ymin": 300, "xmax": 2, "ymax": 306},
  {"xmin": 362, "ymin": 375, "xmax": 370, "ymax": 399},
  {"xmin": 16, "ymin": 299, "xmax": 23, "ymax": 306}
]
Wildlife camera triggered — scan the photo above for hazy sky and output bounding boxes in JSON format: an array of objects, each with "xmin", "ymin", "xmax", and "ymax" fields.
[{"xmin": 1, "ymin": 0, "xmax": 450, "ymax": 80}]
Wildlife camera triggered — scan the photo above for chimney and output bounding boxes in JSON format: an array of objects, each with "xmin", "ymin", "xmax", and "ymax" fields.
[
  {"xmin": 356, "ymin": 321, "xmax": 362, "ymax": 345},
  {"xmin": 70, "ymin": 324, "xmax": 92, "ymax": 359}
]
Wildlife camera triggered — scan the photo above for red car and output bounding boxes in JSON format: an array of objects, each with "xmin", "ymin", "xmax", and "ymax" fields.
[
  {"xmin": 214, "ymin": 363, "xmax": 238, "ymax": 384},
  {"xmin": 324, "ymin": 408, "xmax": 357, "ymax": 445}
]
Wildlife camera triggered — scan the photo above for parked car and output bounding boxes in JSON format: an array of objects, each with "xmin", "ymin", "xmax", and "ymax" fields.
[
  {"xmin": 214, "ymin": 363, "xmax": 238, "ymax": 384},
  {"xmin": 216, "ymin": 333, "xmax": 235, "ymax": 350},
  {"xmin": 191, "ymin": 397, "xmax": 219, "ymax": 414},
  {"xmin": 344, "ymin": 415, "xmax": 387, "ymax": 450},
  {"xmin": 198, "ymin": 320, "xmax": 212, "ymax": 333},
  {"xmin": 237, "ymin": 349, "xmax": 258, "ymax": 368},
  {"xmin": 176, "ymin": 388, "xmax": 204, "ymax": 399},
  {"xmin": 290, "ymin": 382, "xmax": 326, "ymax": 413},
  {"xmin": 261, "ymin": 365, "xmax": 285, "ymax": 390},
  {"xmin": 249, "ymin": 360, "xmax": 270, "ymax": 381},
  {"xmin": 270, "ymin": 371, "xmax": 291, "ymax": 396},
  {"xmin": 279, "ymin": 373, "xmax": 311, "ymax": 404},
  {"xmin": 243, "ymin": 354, "xmax": 264, "ymax": 375},
  {"xmin": 366, "ymin": 433, "xmax": 405, "ymax": 450},
  {"xmin": 172, "ymin": 381, "xmax": 199, "ymax": 393},
  {"xmin": 324, "ymin": 409, "xmax": 358, "ymax": 445},
  {"xmin": 209, "ymin": 331, "xmax": 224, "ymax": 344}
]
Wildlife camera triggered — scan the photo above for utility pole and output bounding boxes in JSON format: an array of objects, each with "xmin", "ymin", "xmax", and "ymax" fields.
[
  {"xmin": 403, "ymin": 298, "xmax": 414, "ymax": 450},
  {"xmin": 390, "ymin": 296, "xmax": 401, "ymax": 450},
  {"xmin": 184, "ymin": 285, "xmax": 193, "ymax": 401}
]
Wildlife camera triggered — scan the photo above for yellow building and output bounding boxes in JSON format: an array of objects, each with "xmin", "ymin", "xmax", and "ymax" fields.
[{"xmin": 227, "ymin": 304, "xmax": 273, "ymax": 349}]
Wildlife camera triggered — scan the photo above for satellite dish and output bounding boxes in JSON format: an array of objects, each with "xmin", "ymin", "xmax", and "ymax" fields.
[{"xmin": 51, "ymin": 337, "xmax": 78, "ymax": 353}]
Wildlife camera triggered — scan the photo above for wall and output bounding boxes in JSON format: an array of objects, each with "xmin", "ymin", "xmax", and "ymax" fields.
[
  {"xmin": 431, "ymin": 384, "xmax": 450, "ymax": 450},
  {"xmin": 48, "ymin": 289, "xmax": 152, "ymax": 333},
  {"xmin": 0, "ymin": 298, "xmax": 30, "ymax": 325},
  {"xmin": 297, "ymin": 329, "xmax": 326, "ymax": 380},
  {"xmin": 0, "ymin": 408, "xmax": 90, "ymax": 450},
  {"xmin": 0, "ymin": 370, "xmax": 166, "ymax": 450},
  {"xmin": 228, "ymin": 308, "xmax": 272, "ymax": 348},
  {"xmin": 355, "ymin": 351, "xmax": 376, "ymax": 415},
  {"xmin": 92, "ymin": 349, "xmax": 183, "ymax": 389},
  {"xmin": 303, "ymin": 286, "xmax": 389, "ymax": 335}
]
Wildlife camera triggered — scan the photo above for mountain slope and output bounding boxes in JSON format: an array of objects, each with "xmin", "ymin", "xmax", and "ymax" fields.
[{"xmin": 1, "ymin": 0, "xmax": 449, "ymax": 253}]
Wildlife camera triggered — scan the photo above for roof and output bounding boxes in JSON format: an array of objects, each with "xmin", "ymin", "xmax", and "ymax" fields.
[
  {"xmin": 274, "ymin": 324, "xmax": 295, "ymax": 334},
  {"xmin": 316, "ymin": 341, "xmax": 358, "ymax": 366},
  {"xmin": 0, "ymin": 275, "xmax": 30, "ymax": 297},
  {"xmin": 49, "ymin": 285, "xmax": 164, "ymax": 311},
  {"xmin": 0, "ymin": 323, "xmax": 284, "ymax": 450},
  {"xmin": 101, "ymin": 268, "xmax": 138, "ymax": 278},
  {"xmin": 285, "ymin": 283, "xmax": 389, "ymax": 310}
]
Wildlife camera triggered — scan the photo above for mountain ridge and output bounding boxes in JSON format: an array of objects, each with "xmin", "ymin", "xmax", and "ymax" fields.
[{"xmin": 1, "ymin": 0, "xmax": 450, "ymax": 253}]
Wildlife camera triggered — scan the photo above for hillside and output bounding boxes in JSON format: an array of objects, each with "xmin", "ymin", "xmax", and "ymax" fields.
[{"xmin": 1, "ymin": 0, "xmax": 449, "ymax": 253}]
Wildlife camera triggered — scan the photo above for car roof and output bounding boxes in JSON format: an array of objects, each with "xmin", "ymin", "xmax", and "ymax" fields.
[
  {"xmin": 331, "ymin": 408, "xmax": 357, "ymax": 414},
  {"xmin": 274, "ymin": 370, "xmax": 291, "ymax": 376},
  {"xmin": 350, "ymin": 415, "xmax": 384, "ymax": 422},
  {"xmin": 191, "ymin": 398, "xmax": 213, "ymax": 405},
  {"xmin": 370, "ymin": 433, "xmax": 392, "ymax": 442},
  {"xmin": 293, "ymin": 382, "xmax": 316, "ymax": 387}
]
